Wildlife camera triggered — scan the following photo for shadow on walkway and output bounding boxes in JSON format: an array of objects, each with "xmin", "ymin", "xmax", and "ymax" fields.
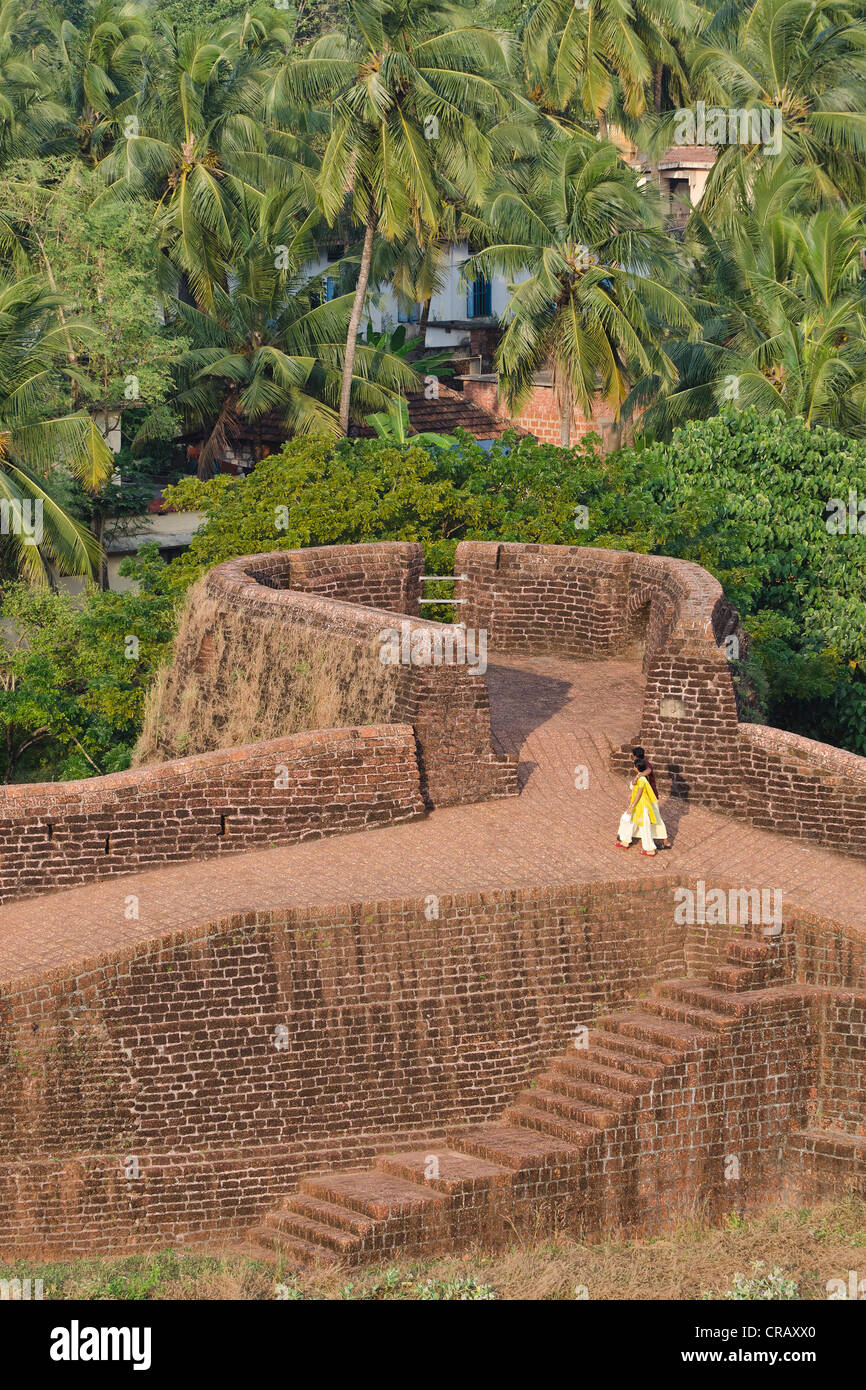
[{"xmin": 485, "ymin": 660, "xmax": 574, "ymax": 752}]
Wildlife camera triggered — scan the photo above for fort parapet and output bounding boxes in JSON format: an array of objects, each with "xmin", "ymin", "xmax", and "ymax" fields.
[
  {"xmin": 0, "ymin": 540, "xmax": 865, "ymax": 1262},
  {"xmin": 0, "ymin": 541, "xmax": 864, "ymax": 902}
]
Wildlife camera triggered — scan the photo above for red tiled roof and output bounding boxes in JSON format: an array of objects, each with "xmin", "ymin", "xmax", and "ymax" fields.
[
  {"xmin": 659, "ymin": 145, "xmax": 717, "ymax": 167},
  {"xmin": 354, "ymin": 383, "xmax": 515, "ymax": 440},
  {"xmin": 179, "ymin": 382, "xmax": 512, "ymax": 461}
]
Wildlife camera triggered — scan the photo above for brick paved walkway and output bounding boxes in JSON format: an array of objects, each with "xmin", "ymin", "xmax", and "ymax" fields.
[{"xmin": 1, "ymin": 655, "xmax": 862, "ymax": 984}]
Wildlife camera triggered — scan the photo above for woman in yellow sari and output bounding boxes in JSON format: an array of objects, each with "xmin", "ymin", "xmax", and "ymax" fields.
[{"xmin": 615, "ymin": 759, "xmax": 670, "ymax": 855}]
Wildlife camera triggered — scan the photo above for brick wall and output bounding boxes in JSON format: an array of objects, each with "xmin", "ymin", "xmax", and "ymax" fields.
[
  {"xmin": 457, "ymin": 541, "xmax": 741, "ymax": 807},
  {"xmin": 458, "ymin": 540, "xmax": 866, "ymax": 844},
  {"xmin": 738, "ymin": 723, "xmax": 866, "ymax": 859},
  {"xmin": 461, "ymin": 378, "xmax": 617, "ymax": 447},
  {"xmin": 163, "ymin": 543, "xmax": 517, "ymax": 810},
  {"xmin": 0, "ymin": 880, "xmax": 861, "ymax": 1255},
  {"xmin": 810, "ymin": 991, "xmax": 866, "ymax": 1135},
  {"xmin": 245, "ymin": 540, "xmax": 423, "ymax": 612},
  {"xmin": 0, "ymin": 727, "xmax": 424, "ymax": 905}
]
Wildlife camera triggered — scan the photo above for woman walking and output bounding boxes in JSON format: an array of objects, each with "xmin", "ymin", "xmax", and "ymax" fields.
[{"xmin": 615, "ymin": 757, "xmax": 670, "ymax": 855}]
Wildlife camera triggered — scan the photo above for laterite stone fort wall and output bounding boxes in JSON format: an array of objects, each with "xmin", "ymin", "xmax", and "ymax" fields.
[
  {"xmin": 738, "ymin": 722, "xmax": 866, "ymax": 858},
  {"xmin": 0, "ymin": 727, "xmax": 424, "ymax": 905},
  {"xmin": 1, "ymin": 540, "xmax": 862, "ymax": 898},
  {"xmin": 164, "ymin": 542, "xmax": 517, "ymax": 809},
  {"xmin": 0, "ymin": 880, "xmax": 862, "ymax": 1256},
  {"xmin": 457, "ymin": 540, "xmax": 866, "ymax": 853}
]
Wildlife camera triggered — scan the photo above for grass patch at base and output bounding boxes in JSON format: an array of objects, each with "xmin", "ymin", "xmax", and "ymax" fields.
[{"xmin": 1, "ymin": 1198, "xmax": 864, "ymax": 1301}]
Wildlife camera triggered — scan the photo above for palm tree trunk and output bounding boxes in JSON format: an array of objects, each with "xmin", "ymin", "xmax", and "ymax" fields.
[
  {"xmin": 554, "ymin": 364, "xmax": 573, "ymax": 448},
  {"xmin": 339, "ymin": 209, "xmax": 377, "ymax": 433},
  {"xmin": 418, "ymin": 297, "xmax": 431, "ymax": 350},
  {"xmin": 35, "ymin": 234, "xmax": 79, "ymax": 403},
  {"xmin": 95, "ymin": 512, "xmax": 108, "ymax": 591},
  {"xmin": 648, "ymin": 63, "xmax": 664, "ymax": 209}
]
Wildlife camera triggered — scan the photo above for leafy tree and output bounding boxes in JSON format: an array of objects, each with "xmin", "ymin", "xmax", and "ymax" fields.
[
  {"xmin": 0, "ymin": 0, "xmax": 66, "ymax": 168},
  {"xmin": 168, "ymin": 216, "xmax": 418, "ymax": 477},
  {"xmin": 94, "ymin": 16, "xmax": 310, "ymax": 310},
  {"xmin": 56, "ymin": 0, "xmax": 150, "ymax": 163},
  {"xmin": 640, "ymin": 163, "xmax": 866, "ymax": 436},
  {"xmin": 635, "ymin": 408, "xmax": 866, "ymax": 752},
  {"xmin": 0, "ymin": 156, "xmax": 182, "ymax": 440},
  {"xmin": 0, "ymin": 271, "xmax": 113, "ymax": 582},
  {"xmin": 689, "ymin": 0, "xmax": 866, "ymax": 211},
  {"xmin": 0, "ymin": 541, "xmax": 175, "ymax": 779},
  {"xmin": 158, "ymin": 432, "xmax": 488, "ymax": 589},
  {"xmin": 524, "ymin": 0, "xmax": 700, "ymax": 127}
]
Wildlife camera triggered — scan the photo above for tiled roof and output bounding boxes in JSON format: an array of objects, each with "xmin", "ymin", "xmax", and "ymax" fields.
[
  {"xmin": 659, "ymin": 145, "xmax": 717, "ymax": 167},
  {"xmin": 179, "ymin": 382, "xmax": 513, "ymax": 464},
  {"xmin": 354, "ymin": 382, "xmax": 515, "ymax": 440}
]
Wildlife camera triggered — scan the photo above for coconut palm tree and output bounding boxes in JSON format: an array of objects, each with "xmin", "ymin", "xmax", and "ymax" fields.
[
  {"xmin": 0, "ymin": 0, "xmax": 66, "ymax": 168},
  {"xmin": 56, "ymin": 0, "xmax": 150, "ymax": 163},
  {"xmin": 95, "ymin": 17, "xmax": 318, "ymax": 311},
  {"xmin": 523, "ymin": 0, "xmax": 702, "ymax": 126},
  {"xmin": 167, "ymin": 212, "xmax": 420, "ymax": 478},
  {"xmin": 279, "ymin": 0, "xmax": 517, "ymax": 431},
  {"xmin": 0, "ymin": 273, "xmax": 113, "ymax": 582},
  {"xmin": 688, "ymin": 0, "xmax": 866, "ymax": 211},
  {"xmin": 639, "ymin": 162, "xmax": 866, "ymax": 435},
  {"xmin": 466, "ymin": 131, "xmax": 698, "ymax": 445}
]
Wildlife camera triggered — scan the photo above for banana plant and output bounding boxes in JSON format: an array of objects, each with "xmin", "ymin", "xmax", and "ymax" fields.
[{"xmin": 365, "ymin": 398, "xmax": 456, "ymax": 449}]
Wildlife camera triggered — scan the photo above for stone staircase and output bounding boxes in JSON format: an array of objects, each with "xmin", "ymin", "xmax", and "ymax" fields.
[{"xmin": 242, "ymin": 935, "xmax": 795, "ymax": 1267}]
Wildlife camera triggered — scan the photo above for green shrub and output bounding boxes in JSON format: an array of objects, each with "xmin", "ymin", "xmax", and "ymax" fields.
[
  {"xmin": 339, "ymin": 1267, "xmax": 495, "ymax": 1300},
  {"xmin": 710, "ymin": 1262, "xmax": 800, "ymax": 1301}
]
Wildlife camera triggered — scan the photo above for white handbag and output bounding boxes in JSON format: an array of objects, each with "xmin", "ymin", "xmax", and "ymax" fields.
[{"xmin": 617, "ymin": 811, "xmax": 633, "ymax": 842}]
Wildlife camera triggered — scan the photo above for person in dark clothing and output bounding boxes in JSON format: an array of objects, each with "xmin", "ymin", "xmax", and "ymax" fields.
[
  {"xmin": 632, "ymin": 746, "xmax": 657, "ymax": 796},
  {"xmin": 631, "ymin": 747, "xmax": 670, "ymax": 848}
]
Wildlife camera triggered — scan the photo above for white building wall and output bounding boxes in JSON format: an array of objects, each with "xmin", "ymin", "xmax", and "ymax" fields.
[{"xmin": 303, "ymin": 242, "xmax": 511, "ymax": 344}]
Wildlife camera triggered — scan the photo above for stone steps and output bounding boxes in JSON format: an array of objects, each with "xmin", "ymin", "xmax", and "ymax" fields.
[
  {"xmin": 301, "ymin": 1169, "xmax": 448, "ymax": 1221},
  {"xmin": 515, "ymin": 1084, "xmax": 625, "ymax": 1131},
  {"xmin": 640, "ymin": 996, "xmax": 739, "ymax": 1034},
  {"xmin": 246, "ymin": 1224, "xmax": 343, "ymax": 1265},
  {"xmin": 503, "ymin": 1101, "xmax": 605, "ymax": 1147},
  {"xmin": 600, "ymin": 1010, "xmax": 719, "ymax": 1052},
  {"xmin": 550, "ymin": 1054, "xmax": 649, "ymax": 1096},
  {"xmin": 282, "ymin": 1192, "xmax": 376, "ymax": 1237},
  {"xmin": 536, "ymin": 1069, "xmax": 636, "ymax": 1109},
  {"xmin": 374, "ymin": 1148, "xmax": 512, "ymax": 1194},
  {"xmin": 585, "ymin": 1028, "xmax": 681, "ymax": 1069},
  {"xmin": 449, "ymin": 1123, "xmax": 585, "ymax": 1170},
  {"xmin": 655, "ymin": 978, "xmax": 750, "ymax": 1015},
  {"xmin": 240, "ymin": 947, "xmax": 785, "ymax": 1267},
  {"xmin": 251, "ymin": 1209, "xmax": 360, "ymax": 1258}
]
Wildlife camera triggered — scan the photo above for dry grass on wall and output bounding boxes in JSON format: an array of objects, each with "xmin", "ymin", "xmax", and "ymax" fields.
[{"xmin": 135, "ymin": 582, "xmax": 399, "ymax": 764}]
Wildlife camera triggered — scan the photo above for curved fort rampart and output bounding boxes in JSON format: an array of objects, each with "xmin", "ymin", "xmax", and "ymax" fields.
[
  {"xmin": 0, "ymin": 540, "xmax": 863, "ymax": 903},
  {"xmin": 0, "ymin": 540, "xmax": 864, "ymax": 1261},
  {"xmin": 458, "ymin": 540, "xmax": 866, "ymax": 848}
]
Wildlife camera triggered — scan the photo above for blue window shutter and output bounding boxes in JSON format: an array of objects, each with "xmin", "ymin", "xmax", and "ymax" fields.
[{"xmin": 468, "ymin": 278, "xmax": 492, "ymax": 318}]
